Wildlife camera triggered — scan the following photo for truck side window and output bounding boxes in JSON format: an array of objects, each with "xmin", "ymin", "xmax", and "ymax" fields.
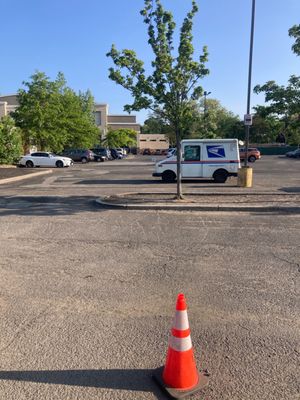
[{"xmin": 184, "ymin": 145, "xmax": 200, "ymax": 161}]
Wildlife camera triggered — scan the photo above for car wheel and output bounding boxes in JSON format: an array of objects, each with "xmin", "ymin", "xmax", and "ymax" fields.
[
  {"xmin": 81, "ymin": 157, "xmax": 88, "ymax": 163},
  {"xmin": 162, "ymin": 170, "xmax": 176, "ymax": 183},
  {"xmin": 56, "ymin": 160, "xmax": 64, "ymax": 168},
  {"xmin": 26, "ymin": 160, "xmax": 34, "ymax": 168},
  {"xmin": 248, "ymin": 155, "xmax": 256, "ymax": 163},
  {"xmin": 213, "ymin": 169, "xmax": 228, "ymax": 183}
]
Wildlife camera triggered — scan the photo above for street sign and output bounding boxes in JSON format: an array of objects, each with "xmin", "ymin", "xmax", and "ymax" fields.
[{"xmin": 244, "ymin": 114, "xmax": 252, "ymax": 126}]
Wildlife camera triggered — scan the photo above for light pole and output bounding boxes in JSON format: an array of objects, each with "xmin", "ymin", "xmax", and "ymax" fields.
[
  {"xmin": 244, "ymin": 0, "xmax": 256, "ymax": 168},
  {"xmin": 203, "ymin": 91, "xmax": 211, "ymax": 135}
]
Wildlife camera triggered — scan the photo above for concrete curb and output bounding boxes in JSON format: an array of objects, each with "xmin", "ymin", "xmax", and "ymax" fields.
[
  {"xmin": 0, "ymin": 169, "xmax": 53, "ymax": 185},
  {"xmin": 95, "ymin": 197, "xmax": 300, "ymax": 213}
]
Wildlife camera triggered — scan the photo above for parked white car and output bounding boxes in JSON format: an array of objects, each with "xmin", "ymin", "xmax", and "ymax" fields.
[{"xmin": 19, "ymin": 152, "xmax": 73, "ymax": 168}]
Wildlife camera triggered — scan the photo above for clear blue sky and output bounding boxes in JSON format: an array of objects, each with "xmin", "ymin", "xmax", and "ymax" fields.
[{"xmin": 0, "ymin": 0, "xmax": 299, "ymax": 124}]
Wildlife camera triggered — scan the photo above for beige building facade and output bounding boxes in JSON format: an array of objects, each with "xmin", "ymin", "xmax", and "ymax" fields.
[
  {"xmin": 138, "ymin": 134, "xmax": 169, "ymax": 151},
  {"xmin": 0, "ymin": 95, "xmax": 141, "ymax": 139},
  {"xmin": 0, "ymin": 94, "xmax": 18, "ymax": 118}
]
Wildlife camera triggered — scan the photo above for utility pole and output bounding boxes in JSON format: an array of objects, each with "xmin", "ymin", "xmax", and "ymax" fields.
[
  {"xmin": 238, "ymin": 0, "xmax": 256, "ymax": 187},
  {"xmin": 244, "ymin": 0, "xmax": 256, "ymax": 167}
]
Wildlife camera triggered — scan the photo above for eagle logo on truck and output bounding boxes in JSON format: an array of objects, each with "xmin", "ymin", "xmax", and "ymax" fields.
[{"xmin": 207, "ymin": 145, "xmax": 226, "ymax": 158}]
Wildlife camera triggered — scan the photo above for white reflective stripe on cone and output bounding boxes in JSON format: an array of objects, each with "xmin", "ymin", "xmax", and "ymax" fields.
[
  {"xmin": 173, "ymin": 310, "xmax": 189, "ymax": 330},
  {"xmin": 169, "ymin": 335, "xmax": 192, "ymax": 352}
]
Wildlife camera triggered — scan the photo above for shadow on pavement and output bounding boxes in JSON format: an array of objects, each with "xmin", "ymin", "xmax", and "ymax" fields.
[
  {"xmin": 279, "ymin": 187, "xmax": 300, "ymax": 193},
  {"xmin": 75, "ymin": 179, "xmax": 164, "ymax": 185},
  {"xmin": 0, "ymin": 369, "xmax": 167, "ymax": 398},
  {"xmin": 0, "ymin": 196, "xmax": 107, "ymax": 217},
  {"xmin": 75, "ymin": 178, "xmax": 233, "ymax": 186}
]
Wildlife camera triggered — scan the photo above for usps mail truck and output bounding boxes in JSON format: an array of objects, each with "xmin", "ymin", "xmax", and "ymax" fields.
[{"xmin": 153, "ymin": 139, "xmax": 240, "ymax": 183}]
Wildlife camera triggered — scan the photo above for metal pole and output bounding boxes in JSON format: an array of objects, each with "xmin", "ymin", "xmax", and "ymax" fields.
[
  {"xmin": 203, "ymin": 91, "xmax": 211, "ymax": 136},
  {"xmin": 244, "ymin": 0, "xmax": 256, "ymax": 167}
]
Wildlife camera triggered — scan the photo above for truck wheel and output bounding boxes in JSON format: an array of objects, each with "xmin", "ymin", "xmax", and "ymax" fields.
[
  {"xmin": 162, "ymin": 170, "xmax": 176, "ymax": 183},
  {"xmin": 213, "ymin": 169, "xmax": 228, "ymax": 183},
  {"xmin": 81, "ymin": 157, "xmax": 88, "ymax": 163},
  {"xmin": 248, "ymin": 155, "xmax": 256, "ymax": 163}
]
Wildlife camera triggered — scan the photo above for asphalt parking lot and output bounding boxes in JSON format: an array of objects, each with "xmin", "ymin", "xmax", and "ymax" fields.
[{"xmin": 0, "ymin": 155, "xmax": 299, "ymax": 400}]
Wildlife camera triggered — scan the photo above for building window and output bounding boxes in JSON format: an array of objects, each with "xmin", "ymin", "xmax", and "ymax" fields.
[{"xmin": 94, "ymin": 111, "xmax": 101, "ymax": 126}]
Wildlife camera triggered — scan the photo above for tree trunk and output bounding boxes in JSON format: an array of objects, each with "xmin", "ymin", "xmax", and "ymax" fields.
[{"xmin": 175, "ymin": 127, "xmax": 183, "ymax": 199}]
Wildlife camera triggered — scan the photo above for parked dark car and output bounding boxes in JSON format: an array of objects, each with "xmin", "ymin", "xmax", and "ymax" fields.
[
  {"xmin": 60, "ymin": 149, "xmax": 95, "ymax": 163},
  {"xmin": 285, "ymin": 148, "xmax": 300, "ymax": 158},
  {"xmin": 91, "ymin": 148, "xmax": 110, "ymax": 161},
  {"xmin": 142, "ymin": 148, "xmax": 151, "ymax": 155}
]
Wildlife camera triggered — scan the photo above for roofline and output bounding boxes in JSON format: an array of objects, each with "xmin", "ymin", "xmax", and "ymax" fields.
[
  {"xmin": 108, "ymin": 122, "xmax": 140, "ymax": 126},
  {"xmin": 0, "ymin": 94, "xmax": 18, "ymax": 97},
  {"xmin": 182, "ymin": 138, "xmax": 238, "ymax": 142},
  {"xmin": 108, "ymin": 114, "xmax": 137, "ymax": 117}
]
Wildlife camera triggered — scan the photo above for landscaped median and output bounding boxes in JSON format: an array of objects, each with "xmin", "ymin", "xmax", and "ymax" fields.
[
  {"xmin": 96, "ymin": 192, "xmax": 300, "ymax": 212},
  {"xmin": 0, "ymin": 166, "xmax": 53, "ymax": 185}
]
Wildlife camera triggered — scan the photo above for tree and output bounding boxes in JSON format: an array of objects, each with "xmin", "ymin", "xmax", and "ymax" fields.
[
  {"xmin": 289, "ymin": 24, "xmax": 300, "ymax": 56},
  {"xmin": 254, "ymin": 76, "xmax": 300, "ymax": 144},
  {"xmin": 13, "ymin": 71, "xmax": 99, "ymax": 153},
  {"xmin": 107, "ymin": 0, "xmax": 209, "ymax": 199},
  {"xmin": 60, "ymin": 89, "xmax": 100, "ymax": 150},
  {"xmin": 190, "ymin": 98, "xmax": 240, "ymax": 139},
  {"xmin": 141, "ymin": 113, "xmax": 174, "ymax": 143},
  {"xmin": 104, "ymin": 128, "xmax": 137, "ymax": 148},
  {"xmin": 142, "ymin": 115, "xmax": 169, "ymax": 134},
  {"xmin": 0, "ymin": 116, "xmax": 23, "ymax": 164},
  {"xmin": 253, "ymin": 26, "xmax": 300, "ymax": 145}
]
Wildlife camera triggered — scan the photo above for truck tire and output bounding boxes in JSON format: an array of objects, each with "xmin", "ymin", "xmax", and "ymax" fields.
[
  {"xmin": 213, "ymin": 169, "xmax": 228, "ymax": 183},
  {"xmin": 248, "ymin": 155, "xmax": 256, "ymax": 163},
  {"xmin": 162, "ymin": 170, "xmax": 176, "ymax": 183}
]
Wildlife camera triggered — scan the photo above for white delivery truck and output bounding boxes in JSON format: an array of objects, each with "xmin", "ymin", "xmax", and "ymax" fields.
[{"xmin": 153, "ymin": 139, "xmax": 241, "ymax": 183}]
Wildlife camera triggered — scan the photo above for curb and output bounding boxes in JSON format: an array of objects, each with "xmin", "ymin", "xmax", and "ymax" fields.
[
  {"xmin": 0, "ymin": 169, "xmax": 53, "ymax": 185},
  {"xmin": 95, "ymin": 198, "xmax": 300, "ymax": 213}
]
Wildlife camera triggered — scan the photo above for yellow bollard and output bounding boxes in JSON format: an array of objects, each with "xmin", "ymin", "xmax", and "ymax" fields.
[{"xmin": 237, "ymin": 167, "xmax": 253, "ymax": 187}]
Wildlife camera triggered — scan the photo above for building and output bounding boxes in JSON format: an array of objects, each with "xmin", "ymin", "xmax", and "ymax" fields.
[
  {"xmin": 93, "ymin": 103, "xmax": 140, "ymax": 138},
  {"xmin": 138, "ymin": 133, "xmax": 169, "ymax": 152},
  {"xmin": 0, "ymin": 95, "xmax": 140, "ymax": 138},
  {"xmin": 107, "ymin": 115, "xmax": 140, "ymax": 132},
  {"xmin": 0, "ymin": 94, "xmax": 18, "ymax": 118}
]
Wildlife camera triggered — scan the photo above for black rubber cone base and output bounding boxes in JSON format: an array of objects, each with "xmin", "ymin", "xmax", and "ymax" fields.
[{"xmin": 152, "ymin": 367, "xmax": 209, "ymax": 399}]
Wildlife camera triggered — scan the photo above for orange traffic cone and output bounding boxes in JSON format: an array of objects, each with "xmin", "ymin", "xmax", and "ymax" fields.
[{"xmin": 153, "ymin": 293, "xmax": 209, "ymax": 399}]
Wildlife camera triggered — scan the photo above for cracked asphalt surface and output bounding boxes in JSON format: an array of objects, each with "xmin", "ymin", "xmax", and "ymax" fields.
[{"xmin": 0, "ymin": 156, "xmax": 299, "ymax": 399}]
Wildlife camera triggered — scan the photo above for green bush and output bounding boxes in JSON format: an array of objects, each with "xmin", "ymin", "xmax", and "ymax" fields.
[{"xmin": 0, "ymin": 116, "xmax": 23, "ymax": 164}]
